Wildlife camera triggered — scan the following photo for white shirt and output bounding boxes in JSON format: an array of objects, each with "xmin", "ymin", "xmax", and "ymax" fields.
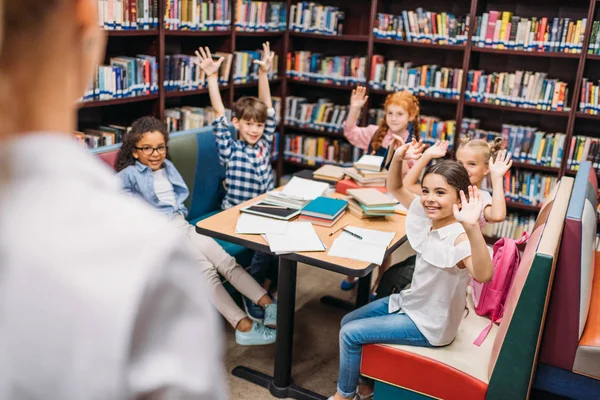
[
  {"xmin": 153, "ymin": 168, "xmax": 177, "ymax": 207},
  {"xmin": 0, "ymin": 133, "xmax": 226, "ymax": 400},
  {"xmin": 389, "ymin": 198, "xmax": 473, "ymax": 346}
]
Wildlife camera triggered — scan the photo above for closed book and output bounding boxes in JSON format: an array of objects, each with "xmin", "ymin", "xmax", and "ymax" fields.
[
  {"xmin": 347, "ymin": 188, "xmax": 398, "ymax": 207},
  {"xmin": 353, "ymin": 154, "xmax": 385, "ymax": 172},
  {"xmin": 313, "ymin": 164, "xmax": 345, "ymax": 182},
  {"xmin": 335, "ymin": 179, "xmax": 387, "ymax": 195},
  {"xmin": 301, "ymin": 196, "xmax": 348, "ymax": 219},
  {"xmin": 299, "ymin": 212, "xmax": 344, "ymax": 227},
  {"xmin": 343, "ymin": 167, "xmax": 387, "ymax": 185}
]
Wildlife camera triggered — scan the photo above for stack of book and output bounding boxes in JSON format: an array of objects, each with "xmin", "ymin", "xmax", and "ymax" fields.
[
  {"xmin": 234, "ymin": 0, "xmax": 287, "ymax": 32},
  {"xmin": 286, "ymin": 51, "xmax": 367, "ymax": 85},
  {"xmin": 74, "ymin": 124, "xmax": 130, "ymax": 149},
  {"xmin": 98, "ymin": 0, "xmax": 159, "ymax": 30},
  {"xmin": 283, "ymin": 135, "xmax": 363, "ymax": 167},
  {"xmin": 346, "ymin": 188, "xmax": 397, "ymax": 218},
  {"xmin": 164, "ymin": 0, "xmax": 231, "ymax": 31},
  {"xmin": 465, "ymin": 70, "xmax": 569, "ymax": 111},
  {"xmin": 82, "ymin": 55, "xmax": 158, "ymax": 102},
  {"xmin": 369, "ymin": 59, "xmax": 462, "ymax": 99},
  {"xmin": 313, "ymin": 165, "xmax": 346, "ymax": 182},
  {"xmin": 284, "ymin": 97, "xmax": 349, "ymax": 133},
  {"xmin": 233, "ymin": 50, "xmax": 278, "ymax": 84},
  {"xmin": 472, "ymin": 12, "xmax": 586, "ymax": 53},
  {"xmin": 164, "ymin": 53, "xmax": 232, "ymax": 91},
  {"xmin": 373, "ymin": 10, "xmax": 469, "ymax": 45},
  {"xmin": 289, "ymin": 2, "xmax": 345, "ymax": 35},
  {"xmin": 299, "ymin": 196, "xmax": 348, "ymax": 227},
  {"xmin": 264, "ymin": 177, "xmax": 330, "ymax": 209}
]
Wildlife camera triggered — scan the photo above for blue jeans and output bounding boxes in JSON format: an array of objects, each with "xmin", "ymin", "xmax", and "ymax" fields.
[
  {"xmin": 249, "ymin": 251, "xmax": 278, "ymax": 288},
  {"xmin": 337, "ymin": 297, "xmax": 433, "ymax": 398}
]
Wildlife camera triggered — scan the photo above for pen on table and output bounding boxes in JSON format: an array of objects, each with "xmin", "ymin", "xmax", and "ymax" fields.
[
  {"xmin": 329, "ymin": 223, "xmax": 349, "ymax": 236},
  {"xmin": 342, "ymin": 228, "xmax": 363, "ymax": 240}
]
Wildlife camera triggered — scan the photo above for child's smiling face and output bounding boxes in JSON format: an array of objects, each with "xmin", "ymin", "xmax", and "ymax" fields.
[
  {"xmin": 132, "ymin": 130, "xmax": 167, "ymax": 171},
  {"xmin": 420, "ymin": 173, "xmax": 460, "ymax": 222},
  {"xmin": 233, "ymin": 117, "xmax": 266, "ymax": 145}
]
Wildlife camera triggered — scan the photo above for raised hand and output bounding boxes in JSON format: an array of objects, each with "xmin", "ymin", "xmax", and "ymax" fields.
[
  {"xmin": 392, "ymin": 136, "xmax": 425, "ymax": 161},
  {"xmin": 424, "ymin": 140, "xmax": 449, "ymax": 159},
  {"xmin": 453, "ymin": 186, "xmax": 483, "ymax": 227},
  {"xmin": 350, "ymin": 86, "xmax": 369, "ymax": 108},
  {"xmin": 489, "ymin": 149, "xmax": 513, "ymax": 179},
  {"xmin": 194, "ymin": 46, "xmax": 224, "ymax": 77},
  {"xmin": 253, "ymin": 41, "xmax": 275, "ymax": 73}
]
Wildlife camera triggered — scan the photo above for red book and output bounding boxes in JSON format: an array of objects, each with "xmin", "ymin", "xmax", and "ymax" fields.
[{"xmin": 335, "ymin": 179, "xmax": 387, "ymax": 195}]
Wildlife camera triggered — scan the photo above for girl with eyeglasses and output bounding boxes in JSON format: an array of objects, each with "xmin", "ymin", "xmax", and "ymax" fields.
[{"xmin": 116, "ymin": 116, "xmax": 278, "ymax": 346}]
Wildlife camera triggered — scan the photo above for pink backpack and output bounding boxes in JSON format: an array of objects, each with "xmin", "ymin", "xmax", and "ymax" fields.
[{"xmin": 471, "ymin": 232, "xmax": 530, "ymax": 346}]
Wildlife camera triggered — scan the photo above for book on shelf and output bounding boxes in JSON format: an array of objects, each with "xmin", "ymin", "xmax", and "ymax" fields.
[
  {"xmin": 165, "ymin": 106, "xmax": 232, "ymax": 131},
  {"xmin": 74, "ymin": 124, "xmax": 131, "ymax": 149},
  {"xmin": 368, "ymin": 109, "xmax": 456, "ymax": 147},
  {"xmin": 472, "ymin": 12, "xmax": 585, "ymax": 53},
  {"xmin": 482, "ymin": 212, "xmax": 536, "ymax": 241},
  {"xmin": 164, "ymin": 0, "xmax": 231, "ymax": 31},
  {"xmin": 82, "ymin": 55, "xmax": 158, "ymax": 102},
  {"xmin": 578, "ymin": 78, "xmax": 600, "ymax": 115},
  {"xmin": 286, "ymin": 51, "xmax": 366, "ymax": 85},
  {"xmin": 465, "ymin": 70, "xmax": 569, "ymax": 111},
  {"xmin": 233, "ymin": 50, "xmax": 279, "ymax": 84},
  {"xmin": 235, "ymin": 0, "xmax": 286, "ymax": 32},
  {"xmin": 460, "ymin": 119, "xmax": 565, "ymax": 168},
  {"xmin": 567, "ymin": 135, "xmax": 600, "ymax": 171},
  {"xmin": 284, "ymin": 135, "xmax": 364, "ymax": 167},
  {"xmin": 587, "ymin": 21, "xmax": 600, "ymax": 55},
  {"xmin": 289, "ymin": 2, "xmax": 345, "ymax": 36},
  {"xmin": 373, "ymin": 10, "xmax": 469, "ymax": 45},
  {"xmin": 164, "ymin": 52, "xmax": 232, "ymax": 90},
  {"xmin": 98, "ymin": 0, "xmax": 159, "ymax": 30},
  {"xmin": 369, "ymin": 59, "xmax": 462, "ymax": 99},
  {"xmin": 284, "ymin": 97, "xmax": 349, "ymax": 133},
  {"xmin": 500, "ymin": 170, "xmax": 558, "ymax": 206}
]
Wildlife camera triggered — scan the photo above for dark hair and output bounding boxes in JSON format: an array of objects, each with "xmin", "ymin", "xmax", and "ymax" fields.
[
  {"xmin": 422, "ymin": 160, "xmax": 471, "ymax": 200},
  {"xmin": 234, "ymin": 96, "xmax": 268, "ymax": 123},
  {"xmin": 115, "ymin": 116, "xmax": 169, "ymax": 172}
]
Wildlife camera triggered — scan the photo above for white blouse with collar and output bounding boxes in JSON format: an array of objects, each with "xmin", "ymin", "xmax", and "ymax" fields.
[{"xmin": 388, "ymin": 198, "xmax": 473, "ymax": 346}]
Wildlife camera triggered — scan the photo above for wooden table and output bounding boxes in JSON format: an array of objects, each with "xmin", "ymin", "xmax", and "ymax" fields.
[{"xmin": 196, "ymin": 191, "xmax": 407, "ymax": 400}]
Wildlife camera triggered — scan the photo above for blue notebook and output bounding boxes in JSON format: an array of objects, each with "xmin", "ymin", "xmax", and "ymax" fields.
[{"xmin": 301, "ymin": 196, "xmax": 348, "ymax": 220}]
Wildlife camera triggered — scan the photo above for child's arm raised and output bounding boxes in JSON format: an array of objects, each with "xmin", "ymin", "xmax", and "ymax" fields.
[
  {"xmin": 454, "ymin": 186, "xmax": 494, "ymax": 283},
  {"xmin": 387, "ymin": 138, "xmax": 425, "ymax": 209},
  {"xmin": 194, "ymin": 46, "xmax": 226, "ymax": 118},
  {"xmin": 484, "ymin": 150, "xmax": 512, "ymax": 223},
  {"xmin": 403, "ymin": 140, "xmax": 449, "ymax": 195},
  {"xmin": 254, "ymin": 41, "xmax": 274, "ymax": 109},
  {"xmin": 343, "ymin": 86, "xmax": 376, "ymax": 150}
]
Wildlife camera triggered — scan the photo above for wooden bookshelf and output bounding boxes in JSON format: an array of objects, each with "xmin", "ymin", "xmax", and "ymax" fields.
[{"xmin": 86, "ymin": 0, "xmax": 600, "ymax": 209}]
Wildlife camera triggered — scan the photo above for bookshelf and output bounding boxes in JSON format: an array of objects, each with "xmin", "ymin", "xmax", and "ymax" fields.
[{"xmin": 85, "ymin": 0, "xmax": 600, "ymax": 230}]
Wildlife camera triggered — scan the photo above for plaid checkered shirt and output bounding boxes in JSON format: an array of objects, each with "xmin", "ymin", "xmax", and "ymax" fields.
[{"xmin": 213, "ymin": 107, "xmax": 276, "ymax": 209}]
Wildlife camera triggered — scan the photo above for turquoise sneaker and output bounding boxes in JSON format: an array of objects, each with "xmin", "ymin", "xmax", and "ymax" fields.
[
  {"xmin": 263, "ymin": 303, "xmax": 277, "ymax": 328},
  {"xmin": 235, "ymin": 322, "xmax": 276, "ymax": 346}
]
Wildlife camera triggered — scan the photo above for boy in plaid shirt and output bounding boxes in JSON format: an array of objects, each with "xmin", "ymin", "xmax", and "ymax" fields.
[{"xmin": 196, "ymin": 42, "xmax": 278, "ymax": 320}]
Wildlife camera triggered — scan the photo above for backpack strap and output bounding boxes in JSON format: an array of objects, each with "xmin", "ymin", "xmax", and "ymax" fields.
[{"xmin": 474, "ymin": 321, "xmax": 494, "ymax": 346}]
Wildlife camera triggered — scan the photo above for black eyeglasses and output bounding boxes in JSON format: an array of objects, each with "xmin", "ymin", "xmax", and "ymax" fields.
[{"xmin": 135, "ymin": 145, "xmax": 168, "ymax": 155}]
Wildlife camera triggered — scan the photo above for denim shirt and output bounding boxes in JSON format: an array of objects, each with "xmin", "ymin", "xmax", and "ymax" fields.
[{"xmin": 117, "ymin": 159, "xmax": 189, "ymax": 217}]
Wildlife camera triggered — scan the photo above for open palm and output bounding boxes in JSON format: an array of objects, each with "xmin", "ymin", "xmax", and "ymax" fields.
[
  {"xmin": 194, "ymin": 46, "xmax": 224, "ymax": 77},
  {"xmin": 453, "ymin": 186, "xmax": 483, "ymax": 226},
  {"xmin": 350, "ymin": 86, "xmax": 369, "ymax": 108},
  {"xmin": 392, "ymin": 136, "xmax": 425, "ymax": 161},
  {"xmin": 489, "ymin": 149, "xmax": 513, "ymax": 179},
  {"xmin": 424, "ymin": 140, "xmax": 449, "ymax": 159},
  {"xmin": 253, "ymin": 41, "xmax": 275, "ymax": 73}
]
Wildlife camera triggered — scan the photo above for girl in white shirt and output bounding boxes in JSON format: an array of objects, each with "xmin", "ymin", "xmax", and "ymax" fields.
[
  {"xmin": 328, "ymin": 140, "xmax": 494, "ymax": 400},
  {"xmin": 404, "ymin": 137, "xmax": 512, "ymax": 227}
]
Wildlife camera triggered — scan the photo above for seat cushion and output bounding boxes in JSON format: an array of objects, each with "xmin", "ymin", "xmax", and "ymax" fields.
[{"xmin": 361, "ymin": 294, "xmax": 496, "ymax": 400}]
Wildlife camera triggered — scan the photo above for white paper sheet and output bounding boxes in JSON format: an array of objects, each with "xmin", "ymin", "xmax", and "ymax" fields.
[
  {"xmin": 235, "ymin": 213, "xmax": 289, "ymax": 235},
  {"xmin": 280, "ymin": 177, "xmax": 329, "ymax": 201},
  {"xmin": 343, "ymin": 227, "xmax": 396, "ymax": 247},
  {"xmin": 328, "ymin": 226, "xmax": 397, "ymax": 265},
  {"xmin": 265, "ymin": 222, "xmax": 326, "ymax": 253}
]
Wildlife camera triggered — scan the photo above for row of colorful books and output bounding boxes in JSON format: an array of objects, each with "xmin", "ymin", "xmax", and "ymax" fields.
[
  {"xmin": 578, "ymin": 79, "xmax": 600, "ymax": 114},
  {"xmin": 164, "ymin": 53, "xmax": 230, "ymax": 91},
  {"xmin": 289, "ymin": 2, "xmax": 345, "ymax": 36},
  {"xmin": 567, "ymin": 136, "xmax": 600, "ymax": 171},
  {"xmin": 82, "ymin": 55, "xmax": 158, "ymax": 102},
  {"xmin": 74, "ymin": 124, "xmax": 131, "ymax": 149},
  {"xmin": 373, "ymin": 10, "xmax": 468, "ymax": 45},
  {"xmin": 482, "ymin": 211, "xmax": 536, "ymax": 241},
  {"xmin": 465, "ymin": 70, "xmax": 569, "ymax": 111},
  {"xmin": 234, "ymin": 0, "xmax": 287, "ymax": 32},
  {"xmin": 164, "ymin": 0, "xmax": 231, "ymax": 31},
  {"xmin": 284, "ymin": 135, "xmax": 364, "ymax": 167},
  {"xmin": 473, "ymin": 12, "xmax": 586, "ymax": 53},
  {"xmin": 233, "ymin": 50, "xmax": 279, "ymax": 84},
  {"xmin": 165, "ymin": 106, "xmax": 232, "ymax": 132},
  {"xmin": 285, "ymin": 52, "xmax": 367, "ymax": 85},
  {"xmin": 98, "ymin": 0, "xmax": 159, "ymax": 30},
  {"xmin": 367, "ymin": 109, "xmax": 456, "ymax": 147},
  {"xmin": 284, "ymin": 97, "xmax": 348, "ymax": 133},
  {"xmin": 369, "ymin": 59, "xmax": 462, "ymax": 99},
  {"xmin": 503, "ymin": 170, "xmax": 558, "ymax": 206}
]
